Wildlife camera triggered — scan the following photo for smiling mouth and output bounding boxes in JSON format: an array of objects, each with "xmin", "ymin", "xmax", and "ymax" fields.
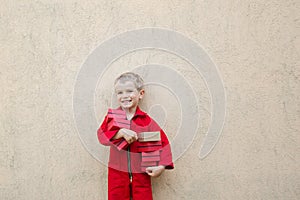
[{"xmin": 121, "ymin": 99, "xmax": 132, "ymax": 103}]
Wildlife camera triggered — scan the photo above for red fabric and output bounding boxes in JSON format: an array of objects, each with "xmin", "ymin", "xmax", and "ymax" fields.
[
  {"xmin": 108, "ymin": 167, "xmax": 153, "ymax": 200},
  {"xmin": 97, "ymin": 107, "xmax": 174, "ymax": 200}
]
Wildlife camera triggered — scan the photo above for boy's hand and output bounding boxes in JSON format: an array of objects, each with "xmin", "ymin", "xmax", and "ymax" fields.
[
  {"xmin": 115, "ymin": 128, "xmax": 138, "ymax": 144},
  {"xmin": 146, "ymin": 165, "xmax": 165, "ymax": 177}
]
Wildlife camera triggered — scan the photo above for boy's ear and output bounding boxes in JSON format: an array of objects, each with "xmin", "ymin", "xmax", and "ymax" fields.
[{"xmin": 139, "ymin": 89, "xmax": 145, "ymax": 99}]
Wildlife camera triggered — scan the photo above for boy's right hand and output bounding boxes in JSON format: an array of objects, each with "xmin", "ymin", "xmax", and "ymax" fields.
[{"xmin": 117, "ymin": 128, "xmax": 138, "ymax": 144}]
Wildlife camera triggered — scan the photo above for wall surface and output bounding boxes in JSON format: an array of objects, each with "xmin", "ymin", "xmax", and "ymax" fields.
[{"xmin": 1, "ymin": 0, "xmax": 299, "ymax": 199}]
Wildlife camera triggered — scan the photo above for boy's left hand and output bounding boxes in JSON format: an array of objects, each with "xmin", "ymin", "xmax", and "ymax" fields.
[{"xmin": 146, "ymin": 165, "xmax": 165, "ymax": 177}]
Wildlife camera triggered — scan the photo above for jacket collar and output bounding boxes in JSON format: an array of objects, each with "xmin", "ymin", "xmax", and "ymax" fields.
[
  {"xmin": 117, "ymin": 106, "xmax": 147, "ymax": 117},
  {"xmin": 134, "ymin": 106, "xmax": 147, "ymax": 117}
]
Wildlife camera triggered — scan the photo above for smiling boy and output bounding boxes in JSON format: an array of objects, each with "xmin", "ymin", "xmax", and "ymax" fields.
[{"xmin": 97, "ymin": 72, "xmax": 174, "ymax": 200}]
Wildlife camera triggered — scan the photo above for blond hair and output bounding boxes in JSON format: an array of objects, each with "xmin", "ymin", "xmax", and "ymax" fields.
[{"xmin": 114, "ymin": 72, "xmax": 144, "ymax": 91}]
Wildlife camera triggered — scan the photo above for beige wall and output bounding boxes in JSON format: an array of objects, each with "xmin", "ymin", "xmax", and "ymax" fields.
[{"xmin": 1, "ymin": 0, "xmax": 299, "ymax": 199}]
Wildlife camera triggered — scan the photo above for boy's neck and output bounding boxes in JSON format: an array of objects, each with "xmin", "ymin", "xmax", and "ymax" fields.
[{"xmin": 121, "ymin": 106, "xmax": 138, "ymax": 120}]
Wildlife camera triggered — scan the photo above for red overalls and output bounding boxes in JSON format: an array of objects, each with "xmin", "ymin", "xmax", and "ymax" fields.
[{"xmin": 97, "ymin": 107, "xmax": 174, "ymax": 200}]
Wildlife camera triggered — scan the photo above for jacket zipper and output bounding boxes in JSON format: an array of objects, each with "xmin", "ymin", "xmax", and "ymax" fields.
[
  {"xmin": 127, "ymin": 119, "xmax": 133, "ymax": 199},
  {"xmin": 127, "ymin": 146, "xmax": 133, "ymax": 182}
]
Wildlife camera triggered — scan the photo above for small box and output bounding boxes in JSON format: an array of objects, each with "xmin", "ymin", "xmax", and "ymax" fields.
[
  {"xmin": 107, "ymin": 113, "xmax": 126, "ymax": 119},
  {"xmin": 107, "ymin": 118, "xmax": 130, "ymax": 130},
  {"xmin": 138, "ymin": 131, "xmax": 161, "ymax": 142},
  {"xmin": 108, "ymin": 108, "xmax": 126, "ymax": 115},
  {"xmin": 136, "ymin": 141, "xmax": 162, "ymax": 152},
  {"xmin": 141, "ymin": 161, "xmax": 159, "ymax": 172},
  {"xmin": 141, "ymin": 151, "xmax": 160, "ymax": 162},
  {"xmin": 115, "ymin": 139, "xmax": 129, "ymax": 151},
  {"xmin": 141, "ymin": 161, "xmax": 158, "ymax": 167},
  {"xmin": 107, "ymin": 109, "xmax": 126, "ymax": 119}
]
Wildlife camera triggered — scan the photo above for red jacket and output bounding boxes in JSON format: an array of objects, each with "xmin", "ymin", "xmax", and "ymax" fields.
[{"xmin": 97, "ymin": 107, "xmax": 174, "ymax": 173}]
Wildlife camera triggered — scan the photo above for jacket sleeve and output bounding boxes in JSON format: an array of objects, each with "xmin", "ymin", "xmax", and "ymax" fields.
[
  {"xmin": 159, "ymin": 129, "xmax": 174, "ymax": 169},
  {"xmin": 97, "ymin": 115, "xmax": 121, "ymax": 146}
]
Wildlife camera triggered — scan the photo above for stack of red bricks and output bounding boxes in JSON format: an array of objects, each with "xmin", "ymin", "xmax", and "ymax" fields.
[
  {"xmin": 107, "ymin": 109, "xmax": 130, "ymax": 151},
  {"xmin": 137, "ymin": 131, "xmax": 162, "ymax": 172}
]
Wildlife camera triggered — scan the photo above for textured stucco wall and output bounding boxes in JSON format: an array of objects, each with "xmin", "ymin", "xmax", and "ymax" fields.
[{"xmin": 1, "ymin": 0, "xmax": 299, "ymax": 200}]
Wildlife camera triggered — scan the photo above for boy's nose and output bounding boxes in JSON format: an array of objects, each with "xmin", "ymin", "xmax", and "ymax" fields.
[{"xmin": 121, "ymin": 92, "xmax": 129, "ymax": 98}]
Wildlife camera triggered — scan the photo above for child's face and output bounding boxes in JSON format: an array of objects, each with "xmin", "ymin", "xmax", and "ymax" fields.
[{"xmin": 114, "ymin": 80, "xmax": 144, "ymax": 111}]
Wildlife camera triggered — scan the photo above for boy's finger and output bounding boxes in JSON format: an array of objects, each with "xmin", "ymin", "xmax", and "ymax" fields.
[
  {"xmin": 146, "ymin": 169, "xmax": 154, "ymax": 176},
  {"xmin": 146, "ymin": 167, "xmax": 155, "ymax": 173},
  {"xmin": 146, "ymin": 172, "xmax": 154, "ymax": 176},
  {"xmin": 123, "ymin": 129, "xmax": 136, "ymax": 137}
]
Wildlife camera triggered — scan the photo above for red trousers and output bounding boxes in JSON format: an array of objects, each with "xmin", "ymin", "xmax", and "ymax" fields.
[{"xmin": 108, "ymin": 167, "xmax": 153, "ymax": 200}]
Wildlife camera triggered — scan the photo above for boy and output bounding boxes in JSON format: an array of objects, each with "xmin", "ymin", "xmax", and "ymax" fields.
[{"xmin": 97, "ymin": 72, "xmax": 174, "ymax": 200}]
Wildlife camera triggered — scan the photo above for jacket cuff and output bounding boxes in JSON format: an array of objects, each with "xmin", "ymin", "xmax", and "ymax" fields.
[{"xmin": 159, "ymin": 162, "xmax": 174, "ymax": 170}]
